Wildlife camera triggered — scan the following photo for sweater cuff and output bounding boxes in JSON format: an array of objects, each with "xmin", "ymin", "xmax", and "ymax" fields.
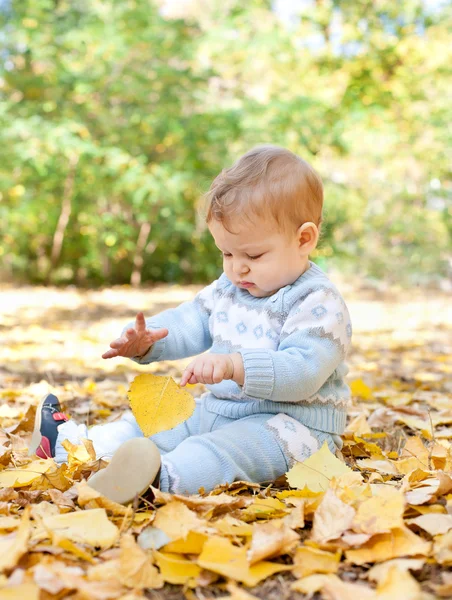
[{"xmin": 239, "ymin": 349, "xmax": 275, "ymax": 400}]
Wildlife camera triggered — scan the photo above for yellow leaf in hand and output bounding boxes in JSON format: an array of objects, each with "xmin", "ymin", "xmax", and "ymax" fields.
[
  {"xmin": 286, "ymin": 442, "xmax": 352, "ymax": 492},
  {"xmin": 128, "ymin": 373, "xmax": 195, "ymax": 437}
]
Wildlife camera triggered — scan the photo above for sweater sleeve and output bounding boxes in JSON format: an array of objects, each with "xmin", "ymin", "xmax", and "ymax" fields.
[
  {"xmin": 238, "ymin": 287, "xmax": 352, "ymax": 402},
  {"xmin": 129, "ymin": 279, "xmax": 218, "ymax": 364}
]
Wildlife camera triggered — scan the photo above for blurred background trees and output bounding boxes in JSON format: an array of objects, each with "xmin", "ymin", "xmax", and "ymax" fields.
[{"xmin": 1, "ymin": 0, "xmax": 451, "ymax": 287}]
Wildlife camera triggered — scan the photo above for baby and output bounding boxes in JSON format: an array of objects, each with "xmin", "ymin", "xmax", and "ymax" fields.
[{"xmin": 30, "ymin": 145, "xmax": 352, "ymax": 503}]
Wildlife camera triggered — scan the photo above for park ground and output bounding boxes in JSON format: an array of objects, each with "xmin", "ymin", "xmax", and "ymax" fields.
[{"xmin": 0, "ymin": 281, "xmax": 451, "ymax": 599}]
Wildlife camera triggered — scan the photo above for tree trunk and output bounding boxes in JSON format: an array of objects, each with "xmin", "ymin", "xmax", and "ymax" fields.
[
  {"xmin": 131, "ymin": 221, "xmax": 151, "ymax": 287},
  {"xmin": 49, "ymin": 154, "xmax": 79, "ymax": 278}
]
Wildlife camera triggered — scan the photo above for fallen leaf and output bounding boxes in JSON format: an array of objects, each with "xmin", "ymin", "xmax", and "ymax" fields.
[
  {"xmin": 43, "ymin": 508, "xmax": 119, "ymax": 549},
  {"xmin": 346, "ymin": 527, "xmax": 431, "ymax": 565},
  {"xmin": 240, "ymin": 497, "xmax": 288, "ymax": 521},
  {"xmin": 286, "ymin": 442, "xmax": 352, "ymax": 492},
  {"xmin": 61, "ymin": 438, "xmax": 96, "ymax": 465},
  {"xmin": 292, "ymin": 574, "xmax": 376, "ymax": 599},
  {"xmin": 368, "ymin": 558, "xmax": 425, "ymax": 582},
  {"xmin": 350, "ymin": 379, "xmax": 373, "ymax": 401},
  {"xmin": 292, "ymin": 546, "xmax": 341, "ymax": 578},
  {"xmin": 197, "ymin": 535, "xmax": 290, "ymax": 587},
  {"xmin": 128, "ymin": 373, "xmax": 195, "ymax": 436},
  {"xmin": 433, "ymin": 530, "xmax": 452, "ymax": 565},
  {"xmin": 0, "ymin": 459, "xmax": 53, "ymax": 488},
  {"xmin": 312, "ymin": 489, "xmax": 355, "ymax": 543},
  {"xmin": 153, "ymin": 500, "xmax": 204, "ymax": 541},
  {"xmin": 0, "ymin": 516, "xmax": 20, "ymax": 530},
  {"xmin": 356, "ymin": 459, "xmax": 398, "ymax": 475},
  {"xmin": 407, "ymin": 513, "xmax": 452, "ymax": 536},
  {"xmin": 376, "ymin": 565, "xmax": 422, "ymax": 599},
  {"xmin": 119, "ymin": 534, "xmax": 163, "ymax": 589},
  {"xmin": 163, "ymin": 530, "xmax": 208, "ymax": 554},
  {"xmin": 0, "ymin": 506, "xmax": 30, "ymax": 573},
  {"xmin": 352, "ymin": 487, "xmax": 405, "ymax": 534},
  {"xmin": 0, "ymin": 584, "xmax": 40, "ymax": 599},
  {"xmin": 247, "ymin": 519, "xmax": 299, "ymax": 564},
  {"xmin": 154, "ymin": 551, "xmax": 201, "ymax": 586},
  {"xmin": 224, "ymin": 583, "xmax": 260, "ymax": 599}
]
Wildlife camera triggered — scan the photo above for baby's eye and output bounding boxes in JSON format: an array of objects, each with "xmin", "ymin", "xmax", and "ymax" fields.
[{"xmin": 247, "ymin": 253, "xmax": 264, "ymax": 260}]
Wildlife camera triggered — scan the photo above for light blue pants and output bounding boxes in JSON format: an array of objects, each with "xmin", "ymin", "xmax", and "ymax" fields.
[{"xmin": 56, "ymin": 399, "xmax": 339, "ymax": 495}]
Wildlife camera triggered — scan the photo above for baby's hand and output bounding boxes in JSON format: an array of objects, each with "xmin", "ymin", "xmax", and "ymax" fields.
[
  {"xmin": 102, "ymin": 312, "xmax": 168, "ymax": 360},
  {"xmin": 180, "ymin": 354, "xmax": 235, "ymax": 387}
]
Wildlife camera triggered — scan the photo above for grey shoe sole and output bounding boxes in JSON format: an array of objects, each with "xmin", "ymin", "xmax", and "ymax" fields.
[{"xmin": 87, "ymin": 437, "xmax": 161, "ymax": 505}]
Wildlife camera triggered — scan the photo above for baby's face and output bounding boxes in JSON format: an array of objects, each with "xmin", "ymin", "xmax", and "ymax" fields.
[{"xmin": 209, "ymin": 218, "xmax": 309, "ymax": 297}]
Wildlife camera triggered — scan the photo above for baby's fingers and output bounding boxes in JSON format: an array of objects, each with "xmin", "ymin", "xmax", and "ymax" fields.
[
  {"xmin": 149, "ymin": 328, "xmax": 168, "ymax": 343},
  {"xmin": 180, "ymin": 364, "xmax": 195, "ymax": 387},
  {"xmin": 109, "ymin": 336, "xmax": 128, "ymax": 349},
  {"xmin": 102, "ymin": 348, "xmax": 120, "ymax": 359}
]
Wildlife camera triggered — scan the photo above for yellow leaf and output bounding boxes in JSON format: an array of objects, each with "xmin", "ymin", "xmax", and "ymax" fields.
[
  {"xmin": 119, "ymin": 534, "xmax": 163, "ymax": 590},
  {"xmin": 350, "ymin": 379, "xmax": 373, "ymax": 400},
  {"xmin": 434, "ymin": 530, "xmax": 452, "ymax": 565},
  {"xmin": 241, "ymin": 497, "xmax": 288, "ymax": 521},
  {"xmin": 0, "ymin": 459, "xmax": 53, "ymax": 488},
  {"xmin": 198, "ymin": 536, "xmax": 290, "ymax": 587},
  {"xmin": 346, "ymin": 527, "xmax": 431, "ymax": 565},
  {"xmin": 291, "ymin": 574, "xmax": 339, "ymax": 594},
  {"xmin": 61, "ymin": 438, "xmax": 96, "ymax": 466},
  {"xmin": 76, "ymin": 480, "xmax": 131, "ymax": 516},
  {"xmin": 311, "ymin": 489, "xmax": 355, "ymax": 543},
  {"xmin": 0, "ymin": 584, "xmax": 40, "ymax": 599},
  {"xmin": 352, "ymin": 488, "xmax": 405, "ymax": 535},
  {"xmin": 153, "ymin": 500, "xmax": 204, "ymax": 541},
  {"xmin": 368, "ymin": 558, "xmax": 425, "ymax": 583},
  {"xmin": 213, "ymin": 516, "xmax": 253, "ymax": 537},
  {"xmin": 293, "ymin": 546, "xmax": 341, "ymax": 578},
  {"xmin": 55, "ymin": 536, "xmax": 95, "ymax": 563},
  {"xmin": 0, "ymin": 517, "xmax": 20, "ymax": 530},
  {"xmin": 407, "ymin": 513, "xmax": 452, "ymax": 536},
  {"xmin": 154, "ymin": 551, "xmax": 201, "ymax": 586},
  {"xmin": 286, "ymin": 442, "xmax": 352, "ymax": 492},
  {"xmin": 247, "ymin": 519, "xmax": 299, "ymax": 564},
  {"xmin": 224, "ymin": 583, "xmax": 260, "ymax": 599},
  {"xmin": 376, "ymin": 565, "xmax": 422, "ymax": 599},
  {"xmin": 0, "ymin": 506, "xmax": 30, "ymax": 573},
  {"xmin": 43, "ymin": 508, "xmax": 119, "ymax": 550},
  {"xmin": 292, "ymin": 574, "xmax": 376, "ymax": 599},
  {"xmin": 163, "ymin": 531, "xmax": 208, "ymax": 554},
  {"xmin": 128, "ymin": 373, "xmax": 195, "ymax": 437}
]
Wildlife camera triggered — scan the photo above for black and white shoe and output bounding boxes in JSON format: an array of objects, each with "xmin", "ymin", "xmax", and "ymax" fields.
[{"xmin": 29, "ymin": 394, "xmax": 69, "ymax": 459}]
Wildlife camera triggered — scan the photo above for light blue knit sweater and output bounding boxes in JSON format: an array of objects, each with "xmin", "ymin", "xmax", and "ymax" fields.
[{"xmin": 132, "ymin": 262, "xmax": 352, "ymax": 434}]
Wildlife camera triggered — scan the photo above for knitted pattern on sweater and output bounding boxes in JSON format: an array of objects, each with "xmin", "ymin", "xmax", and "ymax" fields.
[{"xmin": 132, "ymin": 262, "xmax": 352, "ymax": 434}]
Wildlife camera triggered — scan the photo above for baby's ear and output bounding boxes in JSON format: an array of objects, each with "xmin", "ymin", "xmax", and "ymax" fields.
[{"xmin": 297, "ymin": 222, "xmax": 319, "ymax": 254}]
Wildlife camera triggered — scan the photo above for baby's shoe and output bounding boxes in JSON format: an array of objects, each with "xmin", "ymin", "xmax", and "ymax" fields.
[
  {"xmin": 29, "ymin": 393, "xmax": 69, "ymax": 459},
  {"xmin": 87, "ymin": 438, "xmax": 161, "ymax": 505}
]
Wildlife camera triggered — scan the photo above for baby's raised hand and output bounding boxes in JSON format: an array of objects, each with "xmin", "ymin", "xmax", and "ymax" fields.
[{"xmin": 102, "ymin": 312, "xmax": 168, "ymax": 360}]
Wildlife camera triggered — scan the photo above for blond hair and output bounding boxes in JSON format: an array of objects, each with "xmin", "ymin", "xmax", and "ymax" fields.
[{"xmin": 205, "ymin": 145, "xmax": 323, "ymax": 233}]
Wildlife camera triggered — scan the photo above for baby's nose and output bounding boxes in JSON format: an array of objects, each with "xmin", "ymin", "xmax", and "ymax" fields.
[{"xmin": 233, "ymin": 261, "xmax": 250, "ymax": 275}]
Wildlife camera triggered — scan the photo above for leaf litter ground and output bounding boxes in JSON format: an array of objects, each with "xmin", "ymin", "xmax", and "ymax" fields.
[{"xmin": 0, "ymin": 282, "xmax": 451, "ymax": 600}]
